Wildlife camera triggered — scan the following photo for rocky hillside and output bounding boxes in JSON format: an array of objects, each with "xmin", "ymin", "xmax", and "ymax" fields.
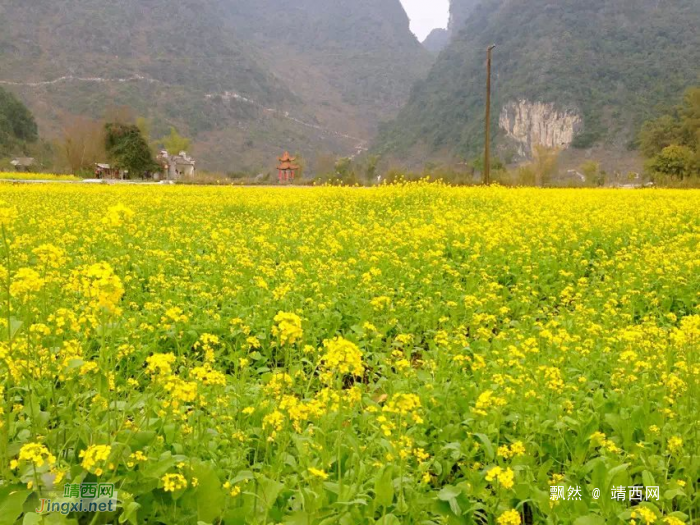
[
  {"xmin": 422, "ymin": 0, "xmax": 481, "ymax": 56},
  {"xmin": 225, "ymin": 0, "xmax": 432, "ymax": 142},
  {"xmin": 423, "ymin": 29, "xmax": 450, "ymax": 55},
  {"xmin": 0, "ymin": 0, "xmax": 431, "ymax": 171},
  {"xmin": 448, "ymin": 0, "xmax": 480, "ymax": 35},
  {"xmin": 375, "ymin": 0, "xmax": 700, "ymax": 166}
]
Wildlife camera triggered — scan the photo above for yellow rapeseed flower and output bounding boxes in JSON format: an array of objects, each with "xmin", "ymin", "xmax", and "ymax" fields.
[
  {"xmin": 308, "ymin": 467, "xmax": 329, "ymax": 479},
  {"xmin": 272, "ymin": 312, "xmax": 303, "ymax": 345},
  {"xmin": 162, "ymin": 473, "xmax": 188, "ymax": 492},
  {"xmin": 79, "ymin": 445, "xmax": 111, "ymax": 473},
  {"xmin": 321, "ymin": 336, "xmax": 364, "ymax": 377},
  {"xmin": 497, "ymin": 510, "xmax": 521, "ymax": 525},
  {"xmin": 12, "ymin": 443, "xmax": 56, "ymax": 469}
]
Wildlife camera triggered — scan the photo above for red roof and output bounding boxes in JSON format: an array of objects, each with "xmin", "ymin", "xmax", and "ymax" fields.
[
  {"xmin": 278, "ymin": 151, "xmax": 296, "ymax": 162},
  {"xmin": 277, "ymin": 151, "xmax": 299, "ymax": 170}
]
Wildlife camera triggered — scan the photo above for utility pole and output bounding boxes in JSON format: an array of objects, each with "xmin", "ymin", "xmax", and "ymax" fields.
[{"xmin": 484, "ymin": 44, "xmax": 496, "ymax": 186}]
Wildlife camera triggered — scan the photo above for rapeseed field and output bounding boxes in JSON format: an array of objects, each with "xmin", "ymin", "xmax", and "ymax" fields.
[
  {"xmin": 0, "ymin": 173, "xmax": 80, "ymax": 182},
  {"xmin": 0, "ymin": 183, "xmax": 697, "ymax": 524}
]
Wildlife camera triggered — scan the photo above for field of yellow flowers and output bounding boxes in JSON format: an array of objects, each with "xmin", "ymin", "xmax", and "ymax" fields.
[
  {"xmin": 0, "ymin": 173, "xmax": 80, "ymax": 182},
  {"xmin": 0, "ymin": 183, "xmax": 698, "ymax": 525}
]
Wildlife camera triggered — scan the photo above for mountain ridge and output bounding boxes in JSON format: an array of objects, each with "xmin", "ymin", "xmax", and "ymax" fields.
[
  {"xmin": 0, "ymin": 0, "xmax": 431, "ymax": 171},
  {"xmin": 422, "ymin": 29, "xmax": 450, "ymax": 55},
  {"xmin": 375, "ymin": 0, "xmax": 700, "ymax": 167}
]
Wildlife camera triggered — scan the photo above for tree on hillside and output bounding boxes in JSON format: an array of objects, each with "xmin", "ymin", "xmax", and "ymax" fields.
[
  {"xmin": 639, "ymin": 115, "xmax": 682, "ymax": 158},
  {"xmin": 649, "ymin": 145, "xmax": 694, "ymax": 180},
  {"xmin": 532, "ymin": 146, "xmax": 560, "ymax": 187},
  {"xmin": 136, "ymin": 116, "xmax": 165, "ymax": 157},
  {"xmin": 640, "ymin": 86, "xmax": 700, "ymax": 181},
  {"xmin": 512, "ymin": 147, "xmax": 560, "ymax": 187},
  {"xmin": 364, "ymin": 155, "xmax": 380, "ymax": 182},
  {"xmin": 105, "ymin": 123, "xmax": 158, "ymax": 178},
  {"xmin": 580, "ymin": 160, "xmax": 604, "ymax": 186},
  {"xmin": 0, "ymin": 87, "xmax": 38, "ymax": 155},
  {"xmin": 679, "ymin": 87, "xmax": 700, "ymax": 158},
  {"xmin": 162, "ymin": 127, "xmax": 191, "ymax": 155},
  {"xmin": 334, "ymin": 157, "xmax": 358, "ymax": 185},
  {"xmin": 136, "ymin": 117, "xmax": 151, "ymax": 138},
  {"xmin": 60, "ymin": 116, "xmax": 107, "ymax": 174}
]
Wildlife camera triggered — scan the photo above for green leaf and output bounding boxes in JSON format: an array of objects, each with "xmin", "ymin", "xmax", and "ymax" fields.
[
  {"xmin": 140, "ymin": 452, "xmax": 177, "ymax": 479},
  {"xmin": 605, "ymin": 463, "xmax": 630, "ymax": 487},
  {"xmin": 283, "ymin": 511, "xmax": 310, "ymax": 525},
  {"xmin": 131, "ymin": 431, "xmax": 157, "ymax": 449},
  {"xmin": 642, "ymin": 470, "xmax": 656, "ymax": 488},
  {"xmin": 0, "ymin": 488, "xmax": 31, "ymax": 525},
  {"xmin": 663, "ymin": 488, "xmax": 685, "ymax": 500},
  {"xmin": 474, "ymin": 433, "xmax": 494, "ymax": 460},
  {"xmin": 573, "ymin": 516, "xmax": 606, "ymax": 525},
  {"xmin": 514, "ymin": 481, "xmax": 532, "ymax": 500},
  {"xmin": 437, "ymin": 485, "xmax": 461, "ymax": 501},
  {"xmin": 193, "ymin": 462, "xmax": 225, "ymax": 523},
  {"xmin": 256, "ymin": 477, "xmax": 283, "ymax": 513},
  {"xmin": 22, "ymin": 513, "xmax": 43, "ymax": 525},
  {"xmin": 437, "ymin": 485, "xmax": 462, "ymax": 516},
  {"xmin": 118, "ymin": 501, "xmax": 141, "ymax": 525},
  {"xmin": 376, "ymin": 515, "xmax": 401, "ymax": 525},
  {"xmin": 232, "ymin": 471, "xmax": 255, "ymax": 484},
  {"xmin": 374, "ymin": 467, "xmax": 394, "ymax": 508},
  {"xmin": 43, "ymin": 515, "xmax": 76, "ymax": 525},
  {"xmin": 9, "ymin": 317, "xmax": 23, "ymax": 339}
]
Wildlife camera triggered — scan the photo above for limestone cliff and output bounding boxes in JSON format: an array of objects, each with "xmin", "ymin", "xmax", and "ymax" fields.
[
  {"xmin": 448, "ymin": 0, "xmax": 480, "ymax": 35},
  {"xmin": 423, "ymin": 28, "xmax": 450, "ymax": 55},
  {"xmin": 499, "ymin": 100, "xmax": 582, "ymax": 157}
]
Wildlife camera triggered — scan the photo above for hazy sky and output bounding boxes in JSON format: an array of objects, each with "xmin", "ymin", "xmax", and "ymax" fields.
[{"xmin": 400, "ymin": 0, "xmax": 450, "ymax": 41}]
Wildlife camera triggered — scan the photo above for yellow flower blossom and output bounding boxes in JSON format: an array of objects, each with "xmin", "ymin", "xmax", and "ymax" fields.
[
  {"xmin": 162, "ymin": 473, "xmax": 188, "ymax": 492},
  {"xmin": 13, "ymin": 443, "xmax": 56, "ymax": 469},
  {"xmin": 321, "ymin": 336, "xmax": 364, "ymax": 377},
  {"xmin": 631, "ymin": 507, "xmax": 658, "ymax": 525},
  {"xmin": 308, "ymin": 467, "xmax": 329, "ymax": 479},
  {"xmin": 272, "ymin": 312, "xmax": 303, "ymax": 345},
  {"xmin": 497, "ymin": 510, "xmax": 521, "ymax": 525},
  {"xmin": 79, "ymin": 445, "xmax": 111, "ymax": 473}
]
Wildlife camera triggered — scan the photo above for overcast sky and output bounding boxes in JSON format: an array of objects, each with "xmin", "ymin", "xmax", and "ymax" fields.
[{"xmin": 400, "ymin": 0, "xmax": 450, "ymax": 41}]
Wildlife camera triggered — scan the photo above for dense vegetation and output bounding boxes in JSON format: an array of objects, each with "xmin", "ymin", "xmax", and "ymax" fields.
[
  {"xmin": 0, "ymin": 184, "xmax": 697, "ymax": 524},
  {"xmin": 639, "ymin": 87, "xmax": 700, "ymax": 183},
  {"xmin": 105, "ymin": 123, "xmax": 159, "ymax": 178},
  {"xmin": 0, "ymin": 87, "xmax": 37, "ymax": 157},
  {"xmin": 375, "ymin": 0, "xmax": 700, "ymax": 162}
]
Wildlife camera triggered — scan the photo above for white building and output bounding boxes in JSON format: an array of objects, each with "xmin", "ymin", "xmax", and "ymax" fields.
[
  {"xmin": 10, "ymin": 157, "xmax": 35, "ymax": 171},
  {"xmin": 157, "ymin": 150, "xmax": 196, "ymax": 180}
]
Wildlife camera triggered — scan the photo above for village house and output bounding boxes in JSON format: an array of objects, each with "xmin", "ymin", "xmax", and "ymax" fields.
[
  {"xmin": 94, "ymin": 163, "xmax": 122, "ymax": 179},
  {"xmin": 157, "ymin": 150, "xmax": 195, "ymax": 181},
  {"xmin": 10, "ymin": 157, "xmax": 35, "ymax": 172}
]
